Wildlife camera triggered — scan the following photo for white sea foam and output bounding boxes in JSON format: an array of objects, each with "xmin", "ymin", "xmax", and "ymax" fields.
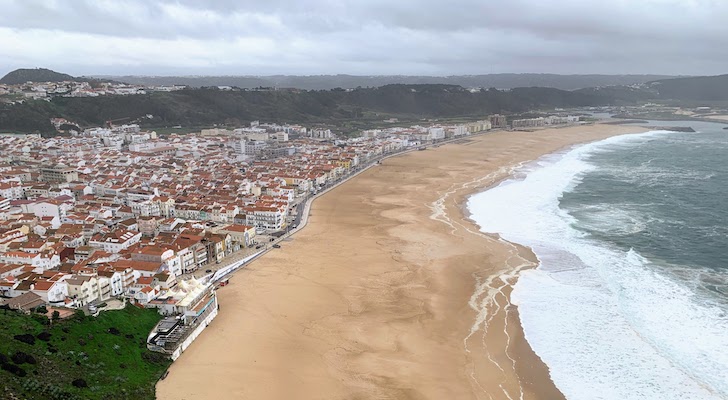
[{"xmin": 467, "ymin": 131, "xmax": 728, "ymax": 400}]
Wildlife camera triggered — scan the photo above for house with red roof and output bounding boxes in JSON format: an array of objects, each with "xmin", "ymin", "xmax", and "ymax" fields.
[
  {"xmin": 30, "ymin": 279, "xmax": 68, "ymax": 304},
  {"xmin": 217, "ymin": 224, "xmax": 256, "ymax": 248},
  {"xmin": 88, "ymin": 229, "xmax": 141, "ymax": 253}
]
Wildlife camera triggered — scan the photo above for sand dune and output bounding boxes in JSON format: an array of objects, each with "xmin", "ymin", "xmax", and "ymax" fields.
[{"xmin": 157, "ymin": 123, "xmax": 646, "ymax": 400}]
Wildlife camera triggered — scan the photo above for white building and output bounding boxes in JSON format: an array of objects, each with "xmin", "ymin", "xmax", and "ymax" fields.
[
  {"xmin": 30, "ymin": 280, "xmax": 68, "ymax": 304},
  {"xmin": 88, "ymin": 230, "xmax": 142, "ymax": 253},
  {"xmin": 0, "ymin": 251, "xmax": 61, "ymax": 271},
  {"xmin": 65, "ymin": 275, "xmax": 100, "ymax": 307},
  {"xmin": 428, "ymin": 127, "xmax": 446, "ymax": 140},
  {"xmin": 245, "ymin": 206, "xmax": 286, "ymax": 232},
  {"xmin": 0, "ymin": 182, "xmax": 24, "ymax": 200},
  {"xmin": 23, "ymin": 198, "xmax": 74, "ymax": 221}
]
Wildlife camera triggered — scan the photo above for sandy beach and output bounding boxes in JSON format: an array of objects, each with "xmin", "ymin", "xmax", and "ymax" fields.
[{"xmin": 157, "ymin": 123, "xmax": 646, "ymax": 400}]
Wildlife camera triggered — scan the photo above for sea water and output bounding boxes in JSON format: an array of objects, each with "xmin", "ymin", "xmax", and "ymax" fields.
[{"xmin": 468, "ymin": 122, "xmax": 728, "ymax": 400}]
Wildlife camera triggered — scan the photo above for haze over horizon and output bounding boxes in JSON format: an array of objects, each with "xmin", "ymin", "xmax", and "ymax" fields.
[{"xmin": 2, "ymin": 0, "xmax": 727, "ymax": 78}]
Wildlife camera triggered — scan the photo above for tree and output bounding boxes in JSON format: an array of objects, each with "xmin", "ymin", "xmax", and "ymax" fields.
[
  {"xmin": 35, "ymin": 305, "xmax": 48, "ymax": 314},
  {"xmin": 51, "ymin": 310, "xmax": 60, "ymax": 323},
  {"xmin": 31, "ymin": 313, "xmax": 49, "ymax": 326},
  {"xmin": 73, "ymin": 309, "xmax": 86, "ymax": 322}
]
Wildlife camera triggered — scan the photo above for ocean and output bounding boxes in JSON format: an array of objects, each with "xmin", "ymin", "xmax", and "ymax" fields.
[{"xmin": 468, "ymin": 121, "xmax": 728, "ymax": 400}]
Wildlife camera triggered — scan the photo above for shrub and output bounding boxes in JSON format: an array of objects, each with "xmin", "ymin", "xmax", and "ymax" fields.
[
  {"xmin": 13, "ymin": 334, "xmax": 36, "ymax": 345},
  {"xmin": 34, "ymin": 305, "xmax": 48, "ymax": 314},
  {"xmin": 31, "ymin": 313, "xmax": 49, "ymax": 326},
  {"xmin": 11, "ymin": 351, "xmax": 36, "ymax": 365},
  {"xmin": 107, "ymin": 327, "xmax": 120, "ymax": 335},
  {"xmin": 73, "ymin": 309, "xmax": 86, "ymax": 322},
  {"xmin": 71, "ymin": 378, "xmax": 87, "ymax": 388},
  {"xmin": 1, "ymin": 362, "xmax": 26, "ymax": 377},
  {"xmin": 37, "ymin": 331, "xmax": 52, "ymax": 341}
]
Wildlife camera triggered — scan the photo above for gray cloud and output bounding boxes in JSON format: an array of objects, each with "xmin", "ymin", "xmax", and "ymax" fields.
[{"xmin": 1, "ymin": 0, "xmax": 727, "ymax": 76}]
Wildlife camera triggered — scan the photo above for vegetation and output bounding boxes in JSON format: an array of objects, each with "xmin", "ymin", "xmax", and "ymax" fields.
[
  {"xmin": 4, "ymin": 73, "xmax": 728, "ymax": 136},
  {"xmin": 576, "ymin": 74, "xmax": 728, "ymax": 103},
  {"xmin": 0, "ymin": 305, "xmax": 170, "ymax": 400},
  {"xmin": 0, "ymin": 84, "xmax": 613, "ymax": 135},
  {"xmin": 106, "ymin": 73, "xmax": 676, "ymax": 91},
  {"xmin": 0, "ymin": 100, "xmax": 58, "ymax": 134},
  {"xmin": 0, "ymin": 68, "xmax": 76, "ymax": 85},
  {"xmin": 644, "ymin": 74, "xmax": 728, "ymax": 101}
]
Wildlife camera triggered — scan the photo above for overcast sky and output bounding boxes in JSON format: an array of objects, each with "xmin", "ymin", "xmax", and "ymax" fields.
[{"xmin": 1, "ymin": 0, "xmax": 727, "ymax": 77}]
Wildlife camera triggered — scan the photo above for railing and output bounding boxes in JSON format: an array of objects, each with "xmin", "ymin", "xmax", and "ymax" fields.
[{"xmin": 148, "ymin": 294, "xmax": 218, "ymax": 353}]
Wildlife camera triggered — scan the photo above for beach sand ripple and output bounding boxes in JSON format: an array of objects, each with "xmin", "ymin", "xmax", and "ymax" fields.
[{"xmin": 157, "ymin": 124, "xmax": 645, "ymax": 400}]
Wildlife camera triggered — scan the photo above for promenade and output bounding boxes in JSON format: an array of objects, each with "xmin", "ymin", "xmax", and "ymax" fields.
[{"xmin": 180, "ymin": 130, "xmax": 500, "ymax": 286}]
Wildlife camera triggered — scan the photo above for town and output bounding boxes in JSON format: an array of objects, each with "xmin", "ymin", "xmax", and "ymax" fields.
[
  {"xmin": 0, "ymin": 113, "xmax": 581, "ymax": 358},
  {"xmin": 0, "ymin": 79, "xmax": 186, "ymax": 103}
]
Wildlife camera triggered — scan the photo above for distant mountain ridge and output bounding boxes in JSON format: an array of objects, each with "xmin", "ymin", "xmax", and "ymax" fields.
[
  {"xmin": 0, "ymin": 68, "xmax": 77, "ymax": 85},
  {"xmin": 98, "ymin": 73, "xmax": 677, "ymax": 91}
]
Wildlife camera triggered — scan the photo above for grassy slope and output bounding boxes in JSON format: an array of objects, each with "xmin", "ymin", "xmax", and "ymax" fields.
[
  {"xmin": 0, "ymin": 85, "xmax": 612, "ymax": 135},
  {"xmin": 0, "ymin": 305, "xmax": 170, "ymax": 400}
]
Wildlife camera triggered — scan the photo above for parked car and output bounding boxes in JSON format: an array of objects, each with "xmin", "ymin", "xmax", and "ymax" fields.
[
  {"xmin": 272, "ymin": 244, "xmax": 281, "ymax": 248},
  {"xmin": 255, "ymin": 245, "xmax": 262, "ymax": 249},
  {"xmin": 205, "ymin": 269, "xmax": 212, "ymax": 273}
]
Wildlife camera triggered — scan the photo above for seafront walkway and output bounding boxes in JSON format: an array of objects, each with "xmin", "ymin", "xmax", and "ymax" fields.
[
  {"xmin": 282, "ymin": 129, "xmax": 499, "ymax": 238},
  {"xmin": 176, "ymin": 129, "xmax": 499, "ymax": 286},
  {"xmin": 177, "ymin": 246, "xmax": 261, "ymax": 281}
]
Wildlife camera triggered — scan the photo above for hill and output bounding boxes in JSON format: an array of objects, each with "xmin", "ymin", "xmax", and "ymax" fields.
[
  {"xmin": 645, "ymin": 74, "xmax": 728, "ymax": 101},
  {"xmin": 102, "ymin": 73, "xmax": 676, "ymax": 91},
  {"xmin": 4, "ymin": 72, "xmax": 727, "ymax": 136},
  {"xmin": 0, "ymin": 68, "xmax": 76, "ymax": 85},
  {"xmin": 0, "ymin": 306, "xmax": 170, "ymax": 400},
  {"xmin": 0, "ymin": 84, "xmax": 614, "ymax": 135}
]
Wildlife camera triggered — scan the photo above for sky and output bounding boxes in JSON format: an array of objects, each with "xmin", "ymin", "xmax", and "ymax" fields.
[{"xmin": 1, "ymin": 0, "xmax": 727, "ymax": 77}]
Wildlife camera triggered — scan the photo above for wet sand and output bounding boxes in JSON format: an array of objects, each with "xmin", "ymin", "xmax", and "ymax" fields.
[{"xmin": 157, "ymin": 123, "xmax": 646, "ymax": 400}]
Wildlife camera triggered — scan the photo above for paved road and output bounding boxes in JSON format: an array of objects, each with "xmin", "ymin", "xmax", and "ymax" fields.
[
  {"xmin": 178, "ymin": 245, "xmax": 262, "ymax": 281},
  {"xmin": 176, "ymin": 131, "xmax": 498, "ymax": 283}
]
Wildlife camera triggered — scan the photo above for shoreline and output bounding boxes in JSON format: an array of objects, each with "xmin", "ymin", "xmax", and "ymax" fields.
[{"xmin": 157, "ymin": 123, "xmax": 647, "ymax": 400}]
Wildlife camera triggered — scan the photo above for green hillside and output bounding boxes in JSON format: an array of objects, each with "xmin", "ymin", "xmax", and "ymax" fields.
[
  {"xmin": 0, "ymin": 305, "xmax": 170, "ymax": 400},
  {"xmin": 0, "ymin": 84, "xmax": 613, "ymax": 135},
  {"xmin": 0, "ymin": 68, "xmax": 76, "ymax": 85},
  {"xmin": 646, "ymin": 74, "xmax": 728, "ymax": 101}
]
